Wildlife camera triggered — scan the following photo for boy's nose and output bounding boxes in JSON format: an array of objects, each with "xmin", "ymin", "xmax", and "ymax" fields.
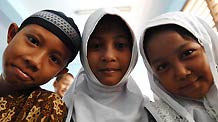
[{"xmin": 24, "ymin": 51, "xmax": 45, "ymax": 72}]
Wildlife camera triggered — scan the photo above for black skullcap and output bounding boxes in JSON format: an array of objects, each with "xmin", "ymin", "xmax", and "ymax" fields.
[{"xmin": 19, "ymin": 10, "xmax": 81, "ymax": 63}]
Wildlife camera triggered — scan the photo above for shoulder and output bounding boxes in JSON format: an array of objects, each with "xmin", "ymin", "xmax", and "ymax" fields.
[
  {"xmin": 29, "ymin": 88, "xmax": 66, "ymax": 107},
  {"xmin": 28, "ymin": 88, "xmax": 68, "ymax": 120},
  {"xmin": 31, "ymin": 88, "xmax": 60, "ymax": 99},
  {"xmin": 0, "ymin": 88, "xmax": 67, "ymax": 121}
]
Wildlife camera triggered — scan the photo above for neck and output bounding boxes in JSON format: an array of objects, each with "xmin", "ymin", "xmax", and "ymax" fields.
[{"xmin": 0, "ymin": 73, "xmax": 17, "ymax": 96}]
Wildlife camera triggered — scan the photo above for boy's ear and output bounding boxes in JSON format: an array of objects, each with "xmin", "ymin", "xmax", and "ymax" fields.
[
  {"xmin": 7, "ymin": 23, "xmax": 19, "ymax": 44},
  {"xmin": 57, "ymin": 68, "xmax": 69, "ymax": 76}
]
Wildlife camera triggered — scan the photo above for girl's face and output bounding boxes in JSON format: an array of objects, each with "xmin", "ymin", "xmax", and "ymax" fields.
[
  {"xmin": 87, "ymin": 19, "xmax": 132, "ymax": 86},
  {"xmin": 145, "ymin": 30, "xmax": 213, "ymax": 99}
]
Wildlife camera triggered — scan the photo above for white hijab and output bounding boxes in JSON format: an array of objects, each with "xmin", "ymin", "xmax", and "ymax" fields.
[
  {"xmin": 63, "ymin": 8, "xmax": 148, "ymax": 122},
  {"xmin": 139, "ymin": 12, "xmax": 218, "ymax": 122}
]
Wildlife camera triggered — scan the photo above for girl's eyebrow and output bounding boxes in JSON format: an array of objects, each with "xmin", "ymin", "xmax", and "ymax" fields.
[
  {"xmin": 150, "ymin": 43, "xmax": 190, "ymax": 65},
  {"xmin": 114, "ymin": 35, "xmax": 129, "ymax": 39}
]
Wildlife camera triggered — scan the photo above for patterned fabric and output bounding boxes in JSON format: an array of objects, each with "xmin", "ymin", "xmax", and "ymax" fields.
[
  {"xmin": 149, "ymin": 100, "xmax": 188, "ymax": 122},
  {"xmin": 31, "ymin": 11, "xmax": 81, "ymax": 43},
  {"xmin": 0, "ymin": 88, "xmax": 67, "ymax": 122}
]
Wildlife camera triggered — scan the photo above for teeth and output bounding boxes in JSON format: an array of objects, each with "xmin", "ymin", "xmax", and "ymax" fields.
[
  {"xmin": 20, "ymin": 70, "xmax": 29, "ymax": 78},
  {"xmin": 105, "ymin": 70, "xmax": 113, "ymax": 72},
  {"xmin": 18, "ymin": 68, "xmax": 32, "ymax": 80},
  {"xmin": 103, "ymin": 69, "xmax": 115, "ymax": 72}
]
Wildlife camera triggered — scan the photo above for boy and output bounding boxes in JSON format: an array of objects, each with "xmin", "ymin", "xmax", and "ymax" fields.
[
  {"xmin": 53, "ymin": 73, "xmax": 74, "ymax": 98},
  {"xmin": 0, "ymin": 9, "xmax": 81, "ymax": 121}
]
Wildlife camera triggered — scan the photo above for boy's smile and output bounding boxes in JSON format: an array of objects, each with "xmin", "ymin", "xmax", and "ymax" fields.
[
  {"xmin": 13, "ymin": 65, "xmax": 33, "ymax": 81},
  {"xmin": 54, "ymin": 73, "xmax": 73, "ymax": 97}
]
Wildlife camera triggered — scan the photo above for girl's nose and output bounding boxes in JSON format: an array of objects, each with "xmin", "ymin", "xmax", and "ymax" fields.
[
  {"xmin": 101, "ymin": 47, "xmax": 116, "ymax": 62},
  {"xmin": 174, "ymin": 62, "xmax": 191, "ymax": 81}
]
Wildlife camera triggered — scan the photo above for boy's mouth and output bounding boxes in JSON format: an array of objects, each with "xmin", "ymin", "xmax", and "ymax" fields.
[{"xmin": 13, "ymin": 65, "xmax": 34, "ymax": 81}]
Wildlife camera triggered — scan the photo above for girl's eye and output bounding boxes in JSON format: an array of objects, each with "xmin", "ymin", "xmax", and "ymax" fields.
[
  {"xmin": 91, "ymin": 43, "xmax": 101, "ymax": 49},
  {"xmin": 115, "ymin": 42, "xmax": 130, "ymax": 50},
  {"xmin": 156, "ymin": 63, "xmax": 168, "ymax": 72},
  {"xmin": 181, "ymin": 49, "xmax": 194, "ymax": 58},
  {"xmin": 88, "ymin": 40, "xmax": 102, "ymax": 50},
  {"xmin": 27, "ymin": 36, "xmax": 39, "ymax": 46}
]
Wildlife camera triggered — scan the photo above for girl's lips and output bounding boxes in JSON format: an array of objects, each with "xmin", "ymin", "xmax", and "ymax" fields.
[
  {"xmin": 179, "ymin": 80, "xmax": 198, "ymax": 90},
  {"xmin": 100, "ymin": 68, "xmax": 120, "ymax": 73},
  {"xmin": 179, "ymin": 76, "xmax": 199, "ymax": 90}
]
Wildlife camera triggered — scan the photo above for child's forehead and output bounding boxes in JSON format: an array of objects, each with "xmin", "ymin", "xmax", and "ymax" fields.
[
  {"xmin": 144, "ymin": 24, "xmax": 198, "ymax": 45},
  {"xmin": 93, "ymin": 25, "xmax": 126, "ymax": 35},
  {"xmin": 92, "ymin": 17, "xmax": 130, "ymax": 35},
  {"xmin": 95, "ymin": 19, "xmax": 122, "ymax": 30},
  {"xmin": 88, "ymin": 14, "xmax": 133, "ymax": 45}
]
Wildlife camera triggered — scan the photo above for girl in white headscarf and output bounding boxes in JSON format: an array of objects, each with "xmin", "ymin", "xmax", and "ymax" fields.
[
  {"xmin": 63, "ymin": 8, "xmax": 150, "ymax": 122},
  {"xmin": 140, "ymin": 11, "xmax": 218, "ymax": 122}
]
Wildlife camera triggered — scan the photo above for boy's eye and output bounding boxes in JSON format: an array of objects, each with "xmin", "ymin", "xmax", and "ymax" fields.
[
  {"xmin": 50, "ymin": 55, "xmax": 60, "ymax": 64},
  {"xmin": 27, "ymin": 36, "xmax": 39, "ymax": 46},
  {"xmin": 181, "ymin": 49, "xmax": 194, "ymax": 58}
]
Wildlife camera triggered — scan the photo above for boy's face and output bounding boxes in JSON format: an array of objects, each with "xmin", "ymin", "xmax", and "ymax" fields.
[
  {"xmin": 145, "ymin": 30, "xmax": 213, "ymax": 99},
  {"xmin": 3, "ymin": 24, "xmax": 71, "ymax": 90},
  {"xmin": 53, "ymin": 74, "xmax": 73, "ymax": 97},
  {"xmin": 87, "ymin": 19, "xmax": 132, "ymax": 86}
]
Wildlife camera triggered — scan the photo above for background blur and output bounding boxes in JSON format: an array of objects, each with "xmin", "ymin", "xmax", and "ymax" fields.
[{"xmin": 1, "ymin": 0, "xmax": 217, "ymax": 99}]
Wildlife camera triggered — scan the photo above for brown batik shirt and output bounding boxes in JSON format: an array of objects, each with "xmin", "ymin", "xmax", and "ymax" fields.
[{"xmin": 0, "ymin": 88, "xmax": 67, "ymax": 122}]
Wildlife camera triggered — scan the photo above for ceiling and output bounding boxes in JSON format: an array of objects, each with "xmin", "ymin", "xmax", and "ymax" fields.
[
  {"xmin": 0, "ymin": 0, "xmax": 186, "ymax": 96},
  {"xmin": 1, "ymin": 0, "xmax": 186, "ymax": 36}
]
